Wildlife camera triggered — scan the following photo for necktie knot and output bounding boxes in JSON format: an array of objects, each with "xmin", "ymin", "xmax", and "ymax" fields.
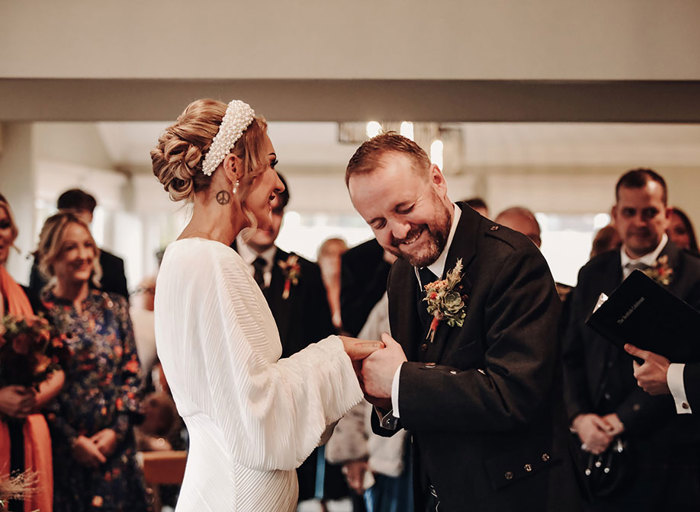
[
  {"xmin": 418, "ymin": 267, "xmax": 438, "ymax": 290},
  {"xmin": 625, "ymin": 261, "xmax": 650, "ymax": 272}
]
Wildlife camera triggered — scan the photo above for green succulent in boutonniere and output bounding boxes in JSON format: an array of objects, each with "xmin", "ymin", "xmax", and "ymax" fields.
[
  {"xmin": 278, "ymin": 254, "xmax": 301, "ymax": 300},
  {"xmin": 423, "ymin": 258, "xmax": 468, "ymax": 343},
  {"xmin": 643, "ymin": 255, "xmax": 673, "ymax": 286}
]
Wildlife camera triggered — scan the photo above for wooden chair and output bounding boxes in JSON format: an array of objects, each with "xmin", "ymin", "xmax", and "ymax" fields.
[{"xmin": 140, "ymin": 450, "xmax": 188, "ymax": 511}]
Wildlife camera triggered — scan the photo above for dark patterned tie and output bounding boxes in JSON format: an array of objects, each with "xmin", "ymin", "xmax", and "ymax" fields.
[{"xmin": 253, "ymin": 256, "xmax": 267, "ymax": 289}]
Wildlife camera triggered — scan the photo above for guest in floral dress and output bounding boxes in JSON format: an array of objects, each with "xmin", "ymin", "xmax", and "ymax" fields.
[{"xmin": 35, "ymin": 212, "xmax": 149, "ymax": 512}]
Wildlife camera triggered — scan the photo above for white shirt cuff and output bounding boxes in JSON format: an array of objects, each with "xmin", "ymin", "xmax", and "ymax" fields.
[
  {"xmin": 391, "ymin": 363, "xmax": 403, "ymax": 418},
  {"xmin": 668, "ymin": 363, "xmax": 692, "ymax": 414}
]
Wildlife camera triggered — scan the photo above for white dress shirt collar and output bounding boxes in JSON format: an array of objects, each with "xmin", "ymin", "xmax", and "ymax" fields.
[{"xmin": 235, "ymin": 235, "xmax": 276, "ymax": 274}]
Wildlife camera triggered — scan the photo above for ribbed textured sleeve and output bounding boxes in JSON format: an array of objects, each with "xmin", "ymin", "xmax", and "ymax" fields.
[{"xmin": 155, "ymin": 239, "xmax": 363, "ymax": 482}]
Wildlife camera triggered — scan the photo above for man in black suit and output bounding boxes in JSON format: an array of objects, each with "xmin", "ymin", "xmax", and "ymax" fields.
[
  {"xmin": 346, "ymin": 133, "xmax": 582, "ymax": 512},
  {"xmin": 28, "ymin": 189, "xmax": 128, "ymax": 302},
  {"xmin": 340, "ymin": 238, "xmax": 392, "ymax": 336},
  {"xmin": 233, "ymin": 173, "xmax": 347, "ymax": 503},
  {"xmin": 562, "ymin": 168, "xmax": 700, "ymax": 511}
]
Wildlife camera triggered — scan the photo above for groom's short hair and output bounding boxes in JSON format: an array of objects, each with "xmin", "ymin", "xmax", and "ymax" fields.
[{"xmin": 345, "ymin": 132, "xmax": 431, "ymax": 186}]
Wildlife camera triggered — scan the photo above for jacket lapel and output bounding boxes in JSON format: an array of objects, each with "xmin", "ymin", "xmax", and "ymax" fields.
[
  {"xmin": 660, "ymin": 240, "xmax": 682, "ymax": 293},
  {"xmin": 591, "ymin": 253, "xmax": 625, "ymax": 395},
  {"xmin": 388, "ymin": 260, "xmax": 422, "ymax": 362},
  {"xmin": 422, "ymin": 203, "xmax": 479, "ymax": 363},
  {"xmin": 269, "ymin": 248, "xmax": 293, "ymax": 343}
]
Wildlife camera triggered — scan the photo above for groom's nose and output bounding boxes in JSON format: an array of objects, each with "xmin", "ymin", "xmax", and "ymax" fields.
[{"xmin": 389, "ymin": 219, "xmax": 411, "ymax": 241}]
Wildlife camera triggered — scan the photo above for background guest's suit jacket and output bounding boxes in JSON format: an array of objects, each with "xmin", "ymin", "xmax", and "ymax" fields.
[
  {"xmin": 340, "ymin": 238, "xmax": 391, "ymax": 336},
  {"xmin": 28, "ymin": 249, "xmax": 129, "ymax": 302},
  {"xmin": 562, "ymin": 242, "xmax": 700, "ymax": 507},
  {"xmin": 264, "ymin": 248, "xmax": 335, "ymax": 358},
  {"xmin": 374, "ymin": 203, "xmax": 582, "ymax": 512}
]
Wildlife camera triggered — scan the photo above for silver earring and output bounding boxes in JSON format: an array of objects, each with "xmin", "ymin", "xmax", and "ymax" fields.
[{"xmin": 232, "ymin": 180, "xmax": 240, "ymax": 195}]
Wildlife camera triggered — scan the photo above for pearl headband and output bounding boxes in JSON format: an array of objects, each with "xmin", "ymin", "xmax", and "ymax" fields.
[{"xmin": 201, "ymin": 100, "xmax": 256, "ymax": 176}]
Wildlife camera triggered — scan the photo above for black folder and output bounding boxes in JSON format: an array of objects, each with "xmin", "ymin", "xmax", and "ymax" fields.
[{"xmin": 585, "ymin": 269, "xmax": 700, "ymax": 363}]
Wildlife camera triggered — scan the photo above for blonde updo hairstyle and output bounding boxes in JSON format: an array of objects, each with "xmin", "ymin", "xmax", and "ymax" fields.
[
  {"xmin": 151, "ymin": 99, "xmax": 269, "ymax": 208},
  {"xmin": 36, "ymin": 212, "xmax": 102, "ymax": 292}
]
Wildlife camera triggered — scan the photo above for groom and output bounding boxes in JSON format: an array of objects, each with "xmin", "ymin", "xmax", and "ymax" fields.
[{"xmin": 346, "ymin": 133, "xmax": 582, "ymax": 511}]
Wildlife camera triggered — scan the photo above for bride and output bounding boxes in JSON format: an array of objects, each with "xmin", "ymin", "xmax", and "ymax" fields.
[{"xmin": 151, "ymin": 99, "xmax": 380, "ymax": 511}]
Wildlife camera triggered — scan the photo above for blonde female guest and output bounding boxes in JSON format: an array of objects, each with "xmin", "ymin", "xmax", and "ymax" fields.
[
  {"xmin": 151, "ymin": 99, "xmax": 378, "ymax": 511},
  {"xmin": 0, "ymin": 194, "xmax": 64, "ymax": 512},
  {"xmin": 36, "ymin": 212, "xmax": 149, "ymax": 512}
]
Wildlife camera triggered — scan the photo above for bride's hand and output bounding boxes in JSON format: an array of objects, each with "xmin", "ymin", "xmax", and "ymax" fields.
[{"xmin": 339, "ymin": 336, "xmax": 385, "ymax": 361}]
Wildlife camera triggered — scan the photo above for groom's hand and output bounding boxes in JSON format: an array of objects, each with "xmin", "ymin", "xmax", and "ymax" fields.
[
  {"xmin": 340, "ymin": 336, "xmax": 385, "ymax": 361},
  {"xmin": 361, "ymin": 333, "xmax": 407, "ymax": 399}
]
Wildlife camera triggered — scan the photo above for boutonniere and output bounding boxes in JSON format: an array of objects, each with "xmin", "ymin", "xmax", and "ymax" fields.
[
  {"xmin": 643, "ymin": 255, "xmax": 673, "ymax": 286},
  {"xmin": 423, "ymin": 258, "xmax": 468, "ymax": 343},
  {"xmin": 278, "ymin": 254, "xmax": 301, "ymax": 299}
]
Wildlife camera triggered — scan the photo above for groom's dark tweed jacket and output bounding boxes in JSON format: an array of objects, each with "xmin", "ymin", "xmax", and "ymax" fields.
[{"xmin": 373, "ymin": 203, "xmax": 583, "ymax": 512}]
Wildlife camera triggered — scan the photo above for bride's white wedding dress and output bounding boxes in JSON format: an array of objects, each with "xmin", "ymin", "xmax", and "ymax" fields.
[{"xmin": 155, "ymin": 238, "xmax": 363, "ymax": 511}]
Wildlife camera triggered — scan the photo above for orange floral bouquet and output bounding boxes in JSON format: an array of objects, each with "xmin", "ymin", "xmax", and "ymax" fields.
[{"xmin": 0, "ymin": 313, "xmax": 68, "ymax": 390}]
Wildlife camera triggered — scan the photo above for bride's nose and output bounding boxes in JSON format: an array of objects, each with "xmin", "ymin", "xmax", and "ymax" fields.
[{"xmin": 273, "ymin": 173, "xmax": 285, "ymax": 196}]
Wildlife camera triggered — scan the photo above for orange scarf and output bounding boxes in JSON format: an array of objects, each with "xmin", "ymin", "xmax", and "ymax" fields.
[
  {"xmin": 0, "ymin": 265, "xmax": 53, "ymax": 512},
  {"xmin": 0, "ymin": 265, "xmax": 33, "ymax": 317}
]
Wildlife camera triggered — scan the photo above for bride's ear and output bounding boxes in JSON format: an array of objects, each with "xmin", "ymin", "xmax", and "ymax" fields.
[{"xmin": 221, "ymin": 154, "xmax": 240, "ymax": 186}]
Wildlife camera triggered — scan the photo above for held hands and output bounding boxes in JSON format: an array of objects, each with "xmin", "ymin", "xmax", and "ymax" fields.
[
  {"xmin": 91, "ymin": 428, "xmax": 118, "ymax": 457},
  {"xmin": 341, "ymin": 333, "xmax": 407, "ymax": 410},
  {"xmin": 340, "ymin": 336, "xmax": 385, "ymax": 361},
  {"xmin": 601, "ymin": 413, "xmax": 624, "ymax": 437},
  {"xmin": 72, "ymin": 435, "xmax": 107, "ymax": 468},
  {"xmin": 572, "ymin": 413, "xmax": 621, "ymax": 455},
  {"xmin": 624, "ymin": 343, "xmax": 671, "ymax": 395},
  {"xmin": 0, "ymin": 385, "xmax": 36, "ymax": 418},
  {"xmin": 361, "ymin": 333, "xmax": 407, "ymax": 400},
  {"xmin": 72, "ymin": 429, "xmax": 118, "ymax": 467}
]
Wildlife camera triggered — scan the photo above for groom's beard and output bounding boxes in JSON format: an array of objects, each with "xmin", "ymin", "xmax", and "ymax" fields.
[{"xmin": 388, "ymin": 203, "xmax": 451, "ymax": 268}]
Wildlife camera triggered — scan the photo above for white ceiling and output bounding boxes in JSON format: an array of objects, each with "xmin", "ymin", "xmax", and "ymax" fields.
[{"xmin": 97, "ymin": 122, "xmax": 700, "ymax": 173}]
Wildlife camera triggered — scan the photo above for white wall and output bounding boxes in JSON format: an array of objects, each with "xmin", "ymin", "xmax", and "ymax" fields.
[
  {"xmin": 2, "ymin": 0, "xmax": 700, "ymax": 81},
  {"xmin": 0, "ymin": 124, "xmax": 35, "ymax": 284}
]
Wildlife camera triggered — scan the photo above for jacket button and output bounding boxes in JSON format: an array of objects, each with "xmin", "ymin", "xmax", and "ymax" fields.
[
  {"xmin": 524, "ymin": 464, "xmax": 532, "ymax": 472},
  {"xmin": 449, "ymin": 370, "xmax": 457, "ymax": 375},
  {"xmin": 420, "ymin": 343, "xmax": 428, "ymax": 352},
  {"xmin": 490, "ymin": 225, "xmax": 499, "ymax": 231},
  {"xmin": 504, "ymin": 471, "xmax": 513, "ymax": 480},
  {"xmin": 541, "ymin": 453, "xmax": 550, "ymax": 462},
  {"xmin": 425, "ymin": 362, "xmax": 436, "ymax": 368}
]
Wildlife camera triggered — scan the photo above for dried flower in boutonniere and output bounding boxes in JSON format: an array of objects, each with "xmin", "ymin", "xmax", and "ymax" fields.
[
  {"xmin": 643, "ymin": 255, "xmax": 673, "ymax": 286},
  {"xmin": 0, "ymin": 471, "xmax": 38, "ymax": 511},
  {"xmin": 0, "ymin": 313, "xmax": 69, "ymax": 390},
  {"xmin": 278, "ymin": 254, "xmax": 301, "ymax": 300},
  {"xmin": 423, "ymin": 258, "xmax": 468, "ymax": 343}
]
